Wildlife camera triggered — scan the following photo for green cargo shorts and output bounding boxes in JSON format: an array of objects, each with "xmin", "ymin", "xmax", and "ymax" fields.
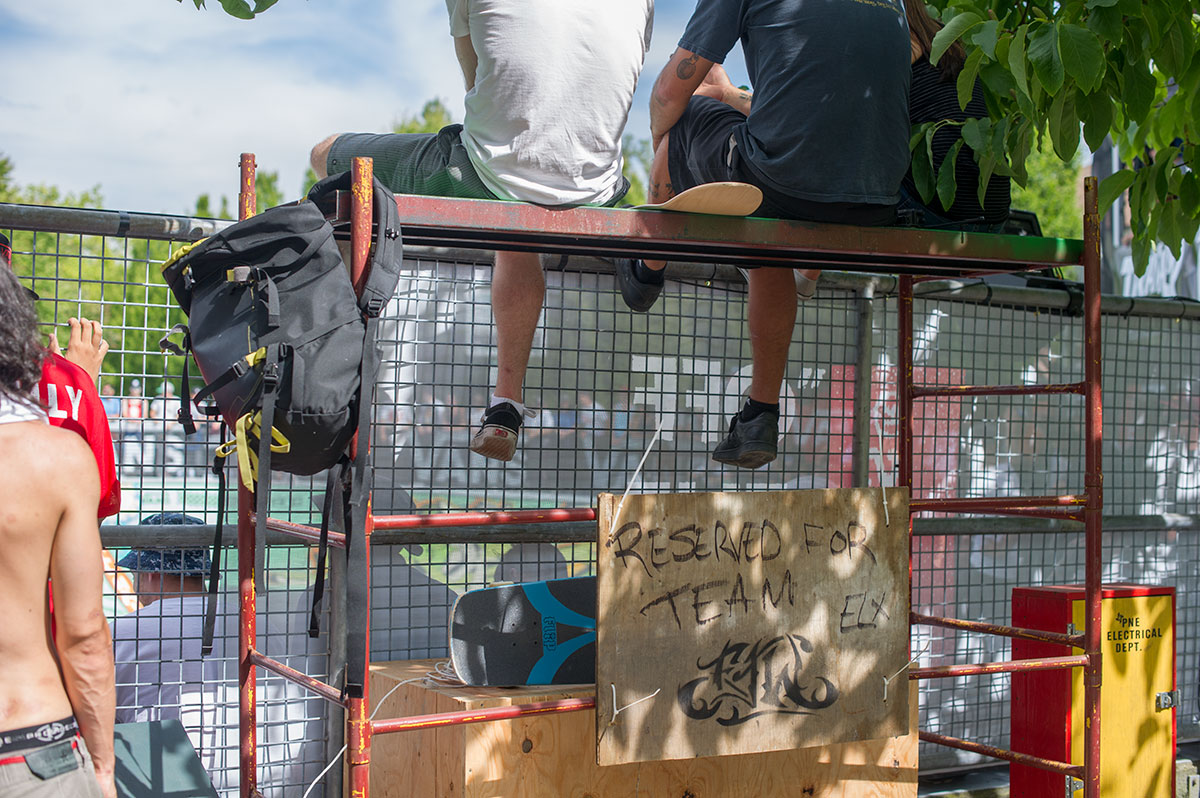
[{"xmin": 327, "ymin": 125, "xmax": 498, "ymax": 200}]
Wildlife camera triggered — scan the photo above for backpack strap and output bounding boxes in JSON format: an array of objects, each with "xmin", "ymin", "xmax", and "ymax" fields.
[
  {"xmin": 309, "ymin": 456, "xmax": 350, "ymax": 638},
  {"xmin": 202, "ymin": 414, "xmax": 229, "ymax": 656},
  {"xmin": 158, "ymin": 324, "xmax": 196, "ymax": 436},
  {"xmin": 251, "ymin": 344, "xmax": 284, "ymax": 591},
  {"xmin": 342, "ymin": 313, "xmax": 381, "ymax": 700}
]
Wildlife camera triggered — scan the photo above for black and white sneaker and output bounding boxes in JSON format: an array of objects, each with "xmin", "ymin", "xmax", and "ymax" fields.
[
  {"xmin": 711, "ymin": 409, "xmax": 779, "ymax": 469},
  {"xmin": 469, "ymin": 402, "xmax": 530, "ymax": 462}
]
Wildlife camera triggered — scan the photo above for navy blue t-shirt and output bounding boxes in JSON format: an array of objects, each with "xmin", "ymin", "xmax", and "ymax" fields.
[{"xmin": 679, "ymin": 0, "xmax": 911, "ymax": 206}]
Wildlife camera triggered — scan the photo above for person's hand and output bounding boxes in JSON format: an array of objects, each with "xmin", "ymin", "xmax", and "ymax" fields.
[
  {"xmin": 57, "ymin": 317, "xmax": 109, "ymax": 384},
  {"xmin": 695, "ymin": 63, "xmax": 735, "ymax": 102}
]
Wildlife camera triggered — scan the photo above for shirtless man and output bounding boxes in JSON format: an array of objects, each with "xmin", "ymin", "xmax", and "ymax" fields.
[{"xmin": 0, "ymin": 266, "xmax": 115, "ymax": 798}]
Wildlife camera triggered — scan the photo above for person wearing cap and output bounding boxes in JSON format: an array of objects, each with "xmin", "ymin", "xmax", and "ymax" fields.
[
  {"xmin": 110, "ymin": 513, "xmax": 212, "ymax": 729},
  {"xmin": 0, "ymin": 264, "xmax": 116, "ymax": 798},
  {"xmin": 0, "ymin": 232, "xmax": 120, "ymax": 518}
]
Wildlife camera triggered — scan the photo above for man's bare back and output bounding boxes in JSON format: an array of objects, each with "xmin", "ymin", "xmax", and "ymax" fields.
[{"xmin": 0, "ymin": 417, "xmax": 115, "ymax": 796}]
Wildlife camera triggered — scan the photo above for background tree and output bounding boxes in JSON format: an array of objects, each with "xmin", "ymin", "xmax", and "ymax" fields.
[
  {"xmin": 913, "ymin": 0, "xmax": 1199, "ymax": 271},
  {"xmin": 1010, "ymin": 140, "xmax": 1084, "ymax": 238}
]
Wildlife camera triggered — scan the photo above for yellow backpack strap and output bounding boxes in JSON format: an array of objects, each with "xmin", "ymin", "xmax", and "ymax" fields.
[{"xmin": 227, "ymin": 411, "xmax": 291, "ymax": 492}]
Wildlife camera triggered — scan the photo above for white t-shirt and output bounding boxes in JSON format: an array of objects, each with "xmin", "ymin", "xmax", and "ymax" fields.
[{"xmin": 447, "ymin": 0, "xmax": 654, "ymax": 206}]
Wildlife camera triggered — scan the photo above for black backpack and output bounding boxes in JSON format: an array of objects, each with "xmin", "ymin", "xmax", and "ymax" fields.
[{"xmin": 160, "ymin": 172, "xmax": 401, "ymax": 698}]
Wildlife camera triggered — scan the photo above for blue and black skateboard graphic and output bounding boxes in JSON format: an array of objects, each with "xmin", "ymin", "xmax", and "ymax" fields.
[{"xmin": 449, "ymin": 576, "xmax": 596, "ymax": 686}]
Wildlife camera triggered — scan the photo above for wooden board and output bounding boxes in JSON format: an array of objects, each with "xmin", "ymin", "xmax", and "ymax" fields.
[
  {"xmin": 365, "ymin": 659, "xmax": 918, "ymax": 798},
  {"xmin": 596, "ymin": 488, "xmax": 910, "ymax": 766}
]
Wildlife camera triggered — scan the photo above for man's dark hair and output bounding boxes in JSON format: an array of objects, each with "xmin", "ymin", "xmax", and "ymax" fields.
[
  {"xmin": 906, "ymin": 0, "xmax": 966, "ymax": 81},
  {"xmin": 0, "ymin": 267, "xmax": 44, "ymax": 410}
]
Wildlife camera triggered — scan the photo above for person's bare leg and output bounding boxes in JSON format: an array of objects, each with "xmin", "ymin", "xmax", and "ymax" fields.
[
  {"xmin": 309, "ymin": 134, "xmax": 341, "ymax": 180},
  {"xmin": 747, "ymin": 267, "xmax": 798, "ymax": 403},
  {"xmin": 491, "ymin": 250, "xmax": 544, "ymax": 403},
  {"xmin": 643, "ymin": 133, "xmax": 673, "ymax": 272}
]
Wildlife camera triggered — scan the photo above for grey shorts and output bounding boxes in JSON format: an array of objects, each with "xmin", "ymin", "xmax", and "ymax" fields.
[
  {"xmin": 327, "ymin": 125, "xmax": 499, "ymax": 200},
  {"xmin": 0, "ymin": 737, "xmax": 102, "ymax": 797}
]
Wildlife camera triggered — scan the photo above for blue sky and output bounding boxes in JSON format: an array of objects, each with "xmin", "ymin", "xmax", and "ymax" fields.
[{"xmin": 0, "ymin": 0, "xmax": 748, "ymax": 214}]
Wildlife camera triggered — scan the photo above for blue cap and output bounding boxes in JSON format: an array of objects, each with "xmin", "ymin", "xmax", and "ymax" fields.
[{"xmin": 117, "ymin": 513, "xmax": 209, "ymax": 576}]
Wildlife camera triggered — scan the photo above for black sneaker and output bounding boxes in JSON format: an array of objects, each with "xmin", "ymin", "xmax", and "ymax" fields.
[
  {"xmin": 711, "ymin": 410, "xmax": 779, "ymax": 469},
  {"xmin": 469, "ymin": 402, "xmax": 527, "ymax": 462},
  {"xmin": 614, "ymin": 257, "xmax": 664, "ymax": 312}
]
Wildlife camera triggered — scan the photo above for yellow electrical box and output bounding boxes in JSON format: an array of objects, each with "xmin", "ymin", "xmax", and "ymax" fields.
[{"xmin": 1011, "ymin": 584, "xmax": 1176, "ymax": 797}]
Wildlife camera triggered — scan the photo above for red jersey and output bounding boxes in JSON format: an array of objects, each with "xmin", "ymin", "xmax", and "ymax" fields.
[{"xmin": 38, "ymin": 354, "xmax": 121, "ymax": 518}]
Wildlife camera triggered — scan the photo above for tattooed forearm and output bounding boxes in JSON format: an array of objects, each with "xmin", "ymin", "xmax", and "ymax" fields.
[{"xmin": 676, "ymin": 51, "xmax": 700, "ymax": 80}]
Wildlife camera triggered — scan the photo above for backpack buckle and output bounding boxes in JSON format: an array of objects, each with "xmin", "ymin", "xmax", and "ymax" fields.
[{"xmin": 262, "ymin": 360, "xmax": 280, "ymax": 391}]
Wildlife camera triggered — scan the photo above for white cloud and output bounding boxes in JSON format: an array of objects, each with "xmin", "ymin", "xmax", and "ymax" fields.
[{"xmin": 0, "ymin": 0, "xmax": 732, "ymax": 214}]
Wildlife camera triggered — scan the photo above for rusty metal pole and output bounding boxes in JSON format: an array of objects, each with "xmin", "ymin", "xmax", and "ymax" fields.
[
  {"xmin": 345, "ymin": 156, "xmax": 375, "ymax": 798},
  {"xmin": 1081, "ymin": 176, "xmax": 1103, "ymax": 798},
  {"xmin": 898, "ymin": 275, "xmax": 915, "ymax": 635},
  {"xmin": 237, "ymin": 153, "xmax": 259, "ymax": 798}
]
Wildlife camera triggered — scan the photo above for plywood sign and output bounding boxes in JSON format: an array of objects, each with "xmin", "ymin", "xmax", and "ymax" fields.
[{"xmin": 596, "ymin": 488, "xmax": 910, "ymax": 766}]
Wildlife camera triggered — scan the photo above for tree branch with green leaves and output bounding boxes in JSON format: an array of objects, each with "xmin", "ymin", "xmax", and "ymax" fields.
[{"xmin": 914, "ymin": 0, "xmax": 1198, "ymax": 270}]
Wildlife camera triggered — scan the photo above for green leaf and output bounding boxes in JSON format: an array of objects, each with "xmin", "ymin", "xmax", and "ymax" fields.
[
  {"xmin": 1087, "ymin": 4, "xmax": 1123, "ymax": 44},
  {"xmin": 961, "ymin": 117, "xmax": 989, "ymax": 154},
  {"xmin": 971, "ymin": 20, "xmax": 1001, "ymax": 59},
  {"xmin": 1085, "ymin": 0, "xmax": 1118, "ymax": 7},
  {"xmin": 931, "ymin": 12, "xmax": 983, "ymax": 66},
  {"xmin": 912, "ymin": 131, "xmax": 936, "ymax": 204},
  {"xmin": 1006, "ymin": 119, "xmax": 1033, "ymax": 187},
  {"xmin": 1130, "ymin": 227, "xmax": 1152, "ymax": 275},
  {"xmin": 957, "ymin": 49, "xmax": 985, "ymax": 111},
  {"xmin": 1028, "ymin": 22, "xmax": 1065, "ymax": 96},
  {"xmin": 254, "ymin": 0, "xmax": 279, "ymax": 11},
  {"xmin": 1158, "ymin": 201, "xmax": 1182, "ymax": 259},
  {"xmin": 1097, "ymin": 169, "xmax": 1136, "ymax": 210},
  {"xmin": 217, "ymin": 0, "xmax": 254, "ymax": 18},
  {"xmin": 1059, "ymin": 24, "xmax": 1107, "ymax": 94},
  {"xmin": 1048, "ymin": 88, "xmax": 1080, "ymax": 162},
  {"xmin": 1009, "ymin": 25, "xmax": 1030, "ymax": 97},
  {"xmin": 979, "ymin": 60, "xmax": 1018, "ymax": 99},
  {"xmin": 1154, "ymin": 20, "xmax": 1192, "ymax": 79},
  {"xmin": 1179, "ymin": 172, "xmax": 1200, "ymax": 217},
  {"xmin": 1121, "ymin": 59, "xmax": 1157, "ymax": 122},
  {"xmin": 937, "ymin": 139, "xmax": 965, "ymax": 211},
  {"xmin": 1077, "ymin": 89, "xmax": 1114, "ymax": 151}
]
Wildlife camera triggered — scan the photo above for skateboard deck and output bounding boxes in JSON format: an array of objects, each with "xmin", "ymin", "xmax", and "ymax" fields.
[
  {"xmin": 636, "ymin": 181, "xmax": 762, "ymax": 216},
  {"xmin": 449, "ymin": 576, "xmax": 596, "ymax": 686}
]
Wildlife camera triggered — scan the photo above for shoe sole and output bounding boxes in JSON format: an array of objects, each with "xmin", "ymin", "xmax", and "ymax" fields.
[
  {"xmin": 712, "ymin": 445, "xmax": 777, "ymax": 470},
  {"xmin": 470, "ymin": 424, "xmax": 518, "ymax": 462}
]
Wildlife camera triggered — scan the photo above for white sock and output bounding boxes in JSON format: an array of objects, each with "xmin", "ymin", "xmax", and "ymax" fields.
[
  {"xmin": 795, "ymin": 272, "xmax": 817, "ymax": 300},
  {"xmin": 490, "ymin": 394, "xmax": 528, "ymax": 417}
]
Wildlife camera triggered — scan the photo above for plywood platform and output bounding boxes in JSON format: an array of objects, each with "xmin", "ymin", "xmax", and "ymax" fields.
[{"xmin": 364, "ymin": 659, "xmax": 918, "ymax": 798}]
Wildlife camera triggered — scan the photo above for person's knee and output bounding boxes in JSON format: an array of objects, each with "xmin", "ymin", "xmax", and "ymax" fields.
[{"xmin": 310, "ymin": 134, "xmax": 342, "ymax": 179}]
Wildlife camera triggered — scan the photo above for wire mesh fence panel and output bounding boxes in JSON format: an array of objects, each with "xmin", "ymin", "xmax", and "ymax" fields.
[{"xmin": 4, "ymin": 208, "xmax": 1198, "ymax": 786}]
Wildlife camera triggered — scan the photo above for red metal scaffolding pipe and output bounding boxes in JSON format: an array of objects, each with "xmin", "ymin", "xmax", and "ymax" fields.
[
  {"xmin": 345, "ymin": 156, "xmax": 375, "ymax": 798},
  {"xmin": 911, "ymin": 495, "xmax": 1086, "ymax": 513},
  {"xmin": 371, "ymin": 697, "xmax": 596, "ymax": 735},
  {"xmin": 373, "ymin": 507, "xmax": 598, "ymax": 530},
  {"xmin": 912, "ymin": 381, "xmax": 1086, "ymax": 398},
  {"xmin": 919, "ymin": 732, "xmax": 1084, "ymax": 779},
  {"xmin": 910, "ymin": 612, "xmax": 1081, "ymax": 648},
  {"xmin": 237, "ymin": 152, "xmax": 258, "ymax": 798},
  {"xmin": 1082, "ymin": 176, "xmax": 1103, "ymax": 798},
  {"xmin": 246, "ymin": 649, "xmax": 346, "ymax": 706},
  {"xmin": 910, "ymin": 654, "xmax": 1086, "ymax": 680}
]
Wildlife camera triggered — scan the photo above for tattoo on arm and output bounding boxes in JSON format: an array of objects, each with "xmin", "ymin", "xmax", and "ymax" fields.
[{"xmin": 676, "ymin": 52, "xmax": 700, "ymax": 80}]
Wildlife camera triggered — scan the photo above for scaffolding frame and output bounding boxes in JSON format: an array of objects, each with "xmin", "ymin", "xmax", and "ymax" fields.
[{"xmin": 233, "ymin": 154, "xmax": 1101, "ymax": 797}]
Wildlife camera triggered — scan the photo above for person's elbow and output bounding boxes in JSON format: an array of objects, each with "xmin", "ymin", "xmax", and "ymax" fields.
[{"xmin": 58, "ymin": 613, "xmax": 114, "ymax": 670}]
